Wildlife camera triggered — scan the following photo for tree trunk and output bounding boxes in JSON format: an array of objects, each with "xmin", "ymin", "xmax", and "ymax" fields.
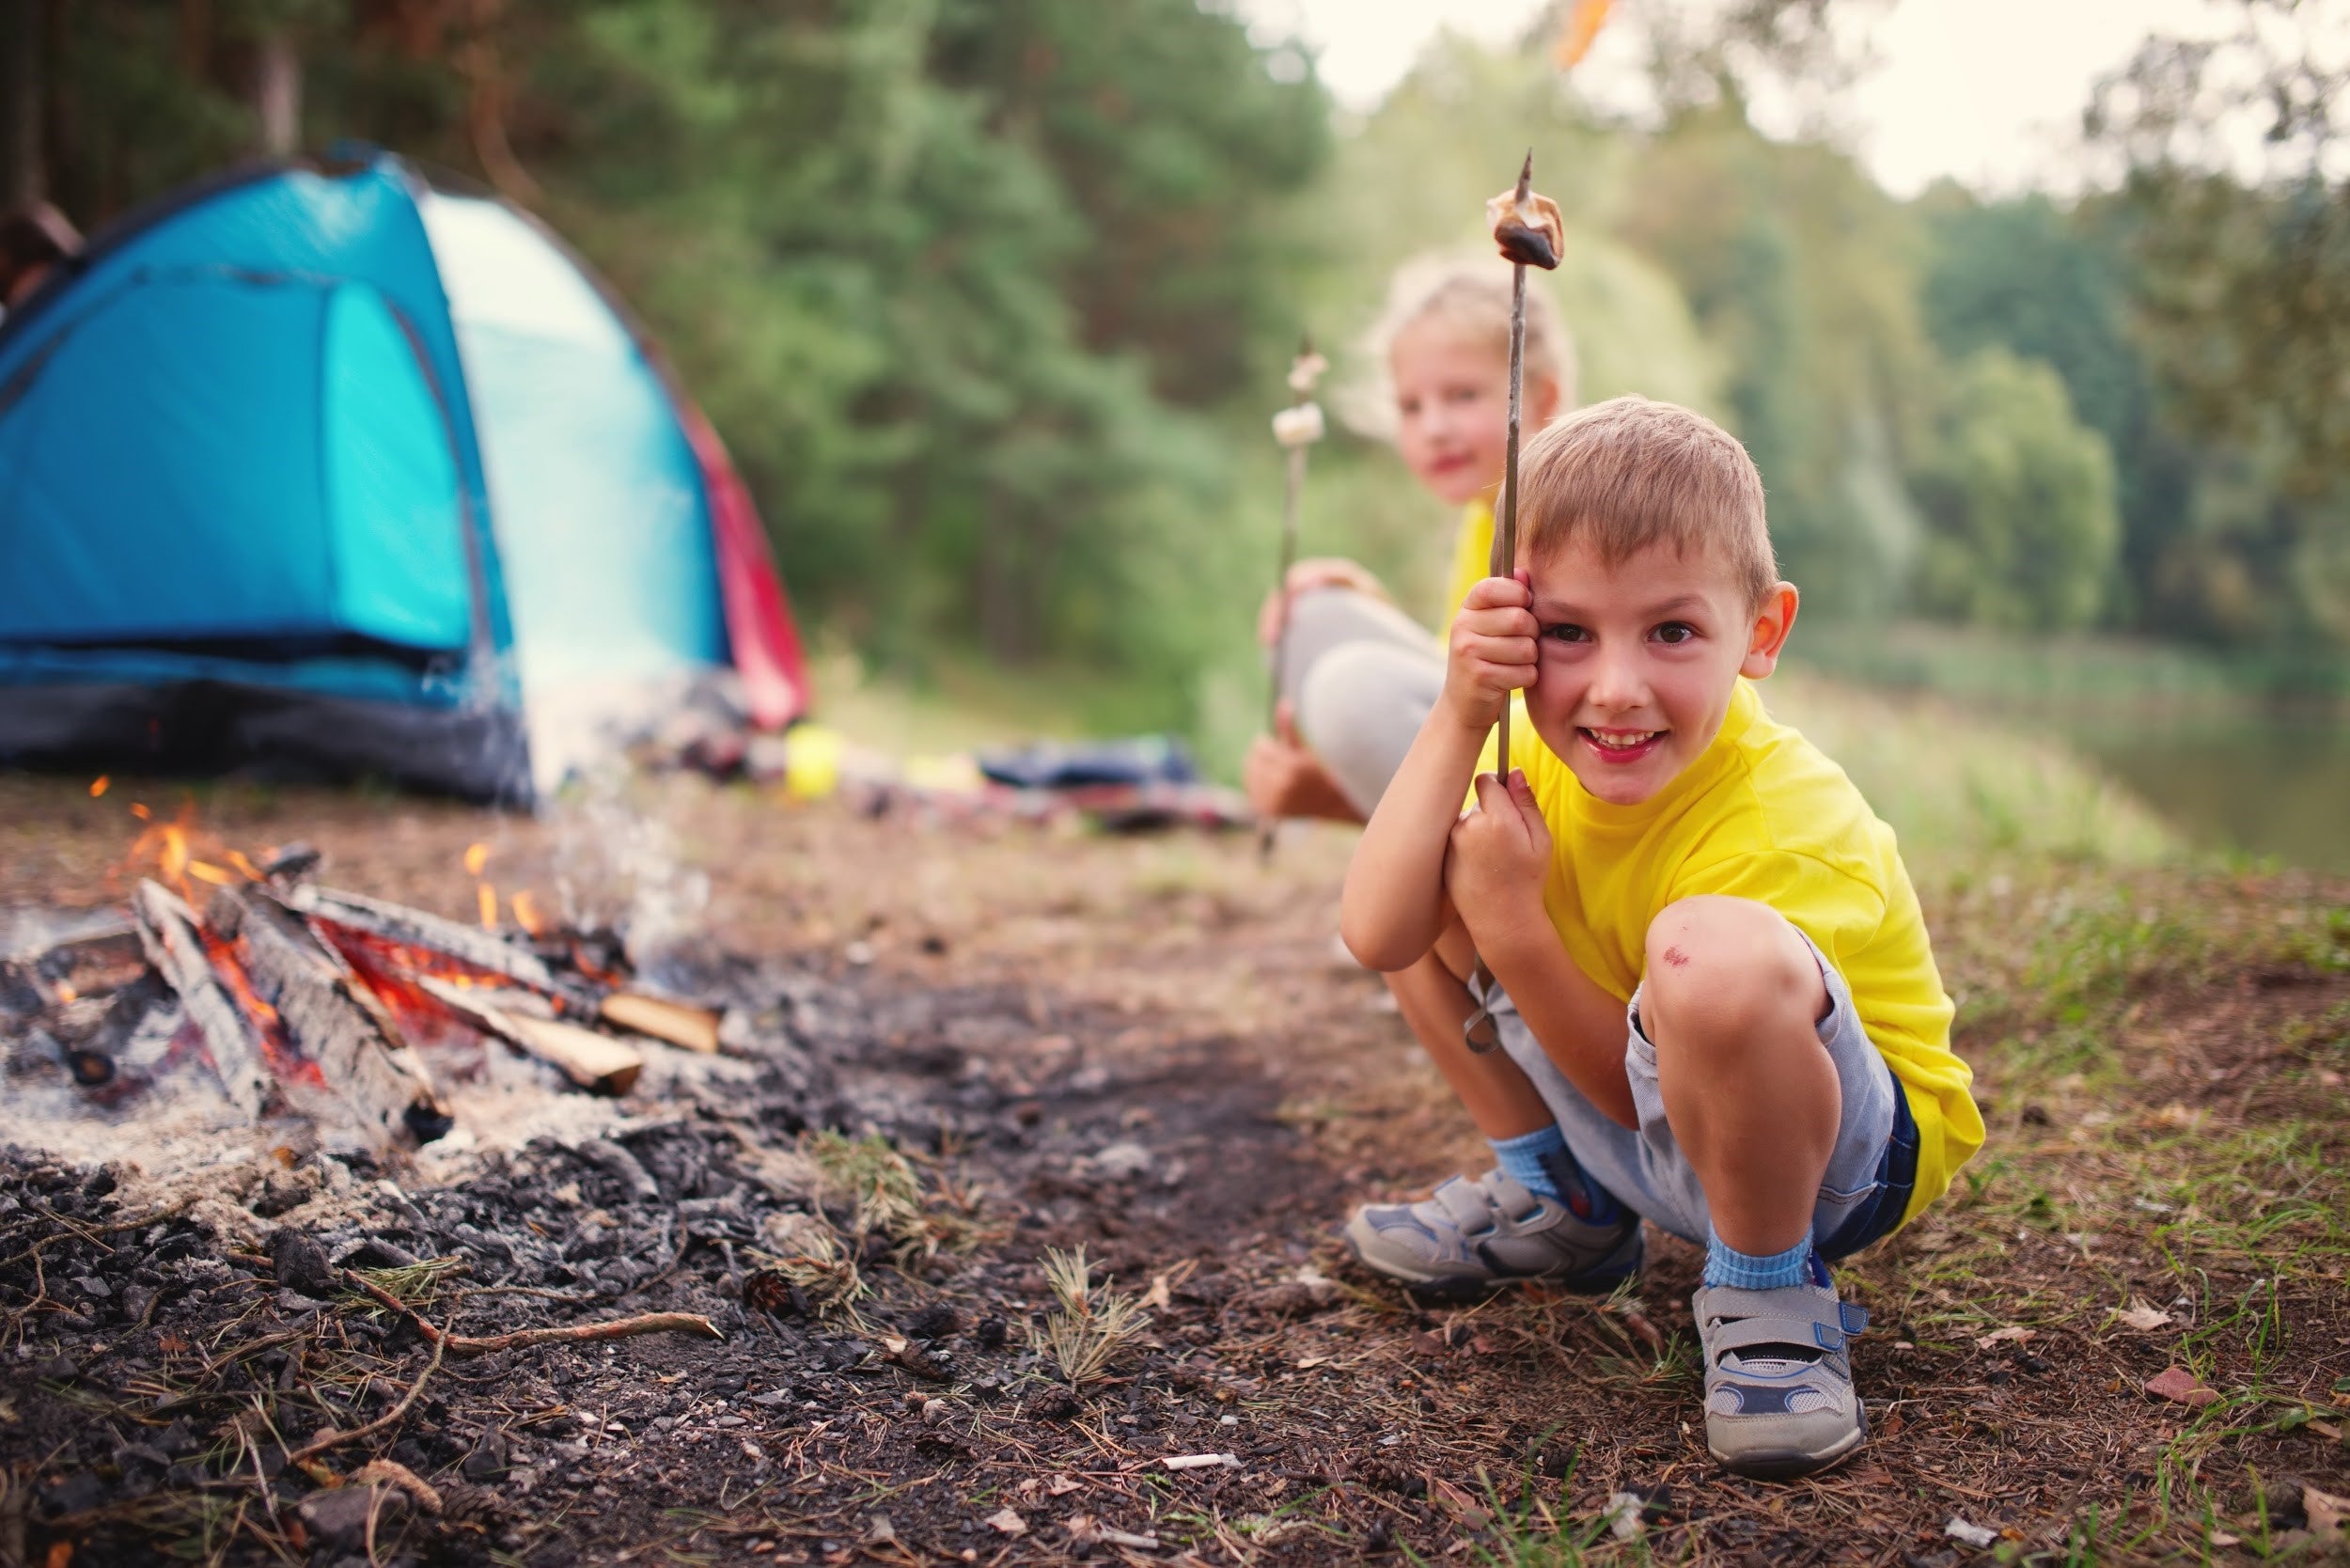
[
  {"xmin": 1, "ymin": 0, "xmax": 41, "ymax": 207},
  {"xmin": 255, "ymin": 31, "xmax": 300, "ymax": 156}
]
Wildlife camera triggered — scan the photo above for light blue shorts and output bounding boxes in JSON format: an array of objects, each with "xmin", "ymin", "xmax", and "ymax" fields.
[{"xmin": 1471, "ymin": 929, "xmax": 1918, "ymax": 1258}]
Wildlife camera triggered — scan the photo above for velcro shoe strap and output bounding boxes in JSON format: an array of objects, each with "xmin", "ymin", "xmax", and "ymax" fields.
[
  {"xmin": 1430, "ymin": 1178, "xmax": 1500, "ymax": 1231},
  {"xmin": 1704, "ymin": 1313, "xmax": 1847, "ymax": 1360}
]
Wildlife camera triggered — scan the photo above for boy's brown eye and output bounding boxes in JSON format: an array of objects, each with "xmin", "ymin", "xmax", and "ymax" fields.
[
  {"xmin": 1653, "ymin": 621, "xmax": 1696, "ymax": 645},
  {"xmin": 1543, "ymin": 623, "xmax": 1590, "ymax": 643}
]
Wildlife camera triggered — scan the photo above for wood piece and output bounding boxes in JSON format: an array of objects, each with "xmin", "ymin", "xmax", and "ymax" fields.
[
  {"xmin": 209, "ymin": 886, "xmax": 451, "ymax": 1146},
  {"xmin": 598, "ymin": 991, "xmax": 720, "ymax": 1054},
  {"xmin": 417, "ymin": 978, "xmax": 642, "ymax": 1094},
  {"xmin": 132, "ymin": 880, "xmax": 272, "ymax": 1118},
  {"xmin": 288, "ymin": 885, "xmax": 597, "ymax": 1011}
]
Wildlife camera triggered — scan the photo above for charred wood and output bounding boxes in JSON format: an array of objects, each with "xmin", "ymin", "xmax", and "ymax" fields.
[
  {"xmin": 207, "ymin": 886, "xmax": 452, "ymax": 1145},
  {"xmin": 290, "ymin": 885, "xmax": 599, "ymax": 1011},
  {"xmin": 132, "ymin": 880, "xmax": 271, "ymax": 1118}
]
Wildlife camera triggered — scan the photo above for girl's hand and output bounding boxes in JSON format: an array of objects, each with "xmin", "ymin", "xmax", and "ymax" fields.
[
  {"xmin": 1445, "ymin": 767, "xmax": 1552, "ymax": 948},
  {"xmin": 1257, "ymin": 557, "xmax": 1387, "ymax": 647},
  {"xmin": 1440, "ymin": 572, "xmax": 1536, "ymax": 731}
]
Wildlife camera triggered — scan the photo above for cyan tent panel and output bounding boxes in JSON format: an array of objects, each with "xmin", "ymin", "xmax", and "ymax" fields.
[
  {"xmin": 0, "ymin": 275, "xmax": 338, "ymax": 643},
  {"xmin": 321, "ymin": 283, "xmax": 470, "ymax": 651},
  {"xmin": 420, "ymin": 194, "xmax": 723, "ymax": 689}
]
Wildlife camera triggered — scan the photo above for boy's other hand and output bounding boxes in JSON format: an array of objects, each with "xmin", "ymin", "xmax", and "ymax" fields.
[
  {"xmin": 1258, "ymin": 557, "xmax": 1386, "ymax": 647},
  {"xmin": 1446, "ymin": 768, "xmax": 1552, "ymax": 945},
  {"xmin": 1442, "ymin": 572, "xmax": 1537, "ymax": 730}
]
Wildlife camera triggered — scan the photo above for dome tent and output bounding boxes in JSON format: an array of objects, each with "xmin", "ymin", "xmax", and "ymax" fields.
[{"xmin": 0, "ymin": 146, "xmax": 807, "ymax": 804}]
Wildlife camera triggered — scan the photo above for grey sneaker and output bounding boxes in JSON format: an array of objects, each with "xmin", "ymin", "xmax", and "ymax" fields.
[
  {"xmin": 1343, "ymin": 1169, "xmax": 1643, "ymax": 1302},
  {"xmin": 1692, "ymin": 1278, "xmax": 1870, "ymax": 1480}
]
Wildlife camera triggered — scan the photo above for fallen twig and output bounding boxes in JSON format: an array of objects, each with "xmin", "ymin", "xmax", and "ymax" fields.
[
  {"xmin": 345, "ymin": 1270, "xmax": 722, "ymax": 1353},
  {"xmin": 286, "ymin": 1332, "xmax": 445, "ymax": 1466}
]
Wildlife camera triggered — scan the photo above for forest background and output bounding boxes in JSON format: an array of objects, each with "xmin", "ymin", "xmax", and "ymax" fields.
[{"xmin": 5, "ymin": 0, "xmax": 2344, "ymax": 783}]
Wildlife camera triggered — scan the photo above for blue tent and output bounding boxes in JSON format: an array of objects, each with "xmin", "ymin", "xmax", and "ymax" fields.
[{"xmin": 0, "ymin": 148, "xmax": 807, "ymax": 803}]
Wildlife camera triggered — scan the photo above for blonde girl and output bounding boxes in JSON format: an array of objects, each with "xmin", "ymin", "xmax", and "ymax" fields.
[{"xmin": 1246, "ymin": 258, "xmax": 1575, "ymax": 821}]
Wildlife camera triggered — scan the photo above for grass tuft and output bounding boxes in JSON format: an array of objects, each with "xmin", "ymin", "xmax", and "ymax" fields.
[{"xmin": 1030, "ymin": 1246, "xmax": 1151, "ymax": 1387}]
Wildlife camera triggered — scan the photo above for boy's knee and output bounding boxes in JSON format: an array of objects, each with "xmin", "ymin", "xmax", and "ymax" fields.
[{"xmin": 1640, "ymin": 897, "xmax": 1821, "ymax": 1053}]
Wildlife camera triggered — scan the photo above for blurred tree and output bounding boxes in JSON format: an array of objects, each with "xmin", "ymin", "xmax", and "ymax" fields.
[
  {"xmin": 1621, "ymin": 102, "xmax": 1935, "ymax": 617},
  {"xmin": 1907, "ymin": 348, "xmax": 2121, "ymax": 633},
  {"xmin": 2088, "ymin": 0, "xmax": 2350, "ymax": 500}
]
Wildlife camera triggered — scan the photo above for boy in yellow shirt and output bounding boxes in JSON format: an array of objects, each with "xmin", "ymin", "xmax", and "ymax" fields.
[{"xmin": 1339, "ymin": 396, "xmax": 1982, "ymax": 1479}]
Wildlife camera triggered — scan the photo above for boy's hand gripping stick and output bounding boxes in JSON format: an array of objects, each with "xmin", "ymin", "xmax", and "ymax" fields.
[
  {"xmin": 1464, "ymin": 152, "xmax": 1563, "ymax": 1053},
  {"xmin": 1259, "ymin": 337, "xmax": 1330, "ymax": 860}
]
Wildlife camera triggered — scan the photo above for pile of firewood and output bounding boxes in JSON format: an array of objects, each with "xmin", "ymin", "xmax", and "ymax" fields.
[{"xmin": 1, "ymin": 856, "xmax": 726, "ymax": 1151}]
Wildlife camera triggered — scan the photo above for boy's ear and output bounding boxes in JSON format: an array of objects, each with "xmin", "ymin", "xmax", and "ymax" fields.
[{"xmin": 1740, "ymin": 582, "xmax": 1799, "ymax": 679}]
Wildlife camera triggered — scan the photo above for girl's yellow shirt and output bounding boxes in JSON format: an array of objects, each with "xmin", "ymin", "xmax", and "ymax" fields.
[
  {"xmin": 1443, "ymin": 498, "xmax": 1497, "ymax": 635},
  {"xmin": 1485, "ymin": 677, "xmax": 1984, "ymax": 1230}
]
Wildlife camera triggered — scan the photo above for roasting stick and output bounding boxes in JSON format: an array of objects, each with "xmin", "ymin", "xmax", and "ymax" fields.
[
  {"xmin": 1464, "ymin": 152, "xmax": 1565, "ymax": 1054},
  {"xmin": 1258, "ymin": 337, "xmax": 1330, "ymax": 860}
]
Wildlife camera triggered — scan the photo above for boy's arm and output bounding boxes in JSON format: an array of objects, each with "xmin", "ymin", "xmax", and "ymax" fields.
[
  {"xmin": 1340, "ymin": 573, "xmax": 1536, "ymax": 972},
  {"xmin": 1448, "ymin": 771, "xmax": 1638, "ymax": 1127}
]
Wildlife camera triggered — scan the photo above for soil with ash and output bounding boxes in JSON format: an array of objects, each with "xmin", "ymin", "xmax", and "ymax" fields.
[{"xmin": 3, "ymin": 775, "xmax": 2348, "ymax": 1565}]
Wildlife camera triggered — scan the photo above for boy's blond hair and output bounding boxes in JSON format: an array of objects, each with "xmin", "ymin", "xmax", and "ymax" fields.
[
  {"xmin": 1516, "ymin": 396, "xmax": 1777, "ymax": 607},
  {"xmin": 1345, "ymin": 254, "xmax": 1575, "ymax": 436}
]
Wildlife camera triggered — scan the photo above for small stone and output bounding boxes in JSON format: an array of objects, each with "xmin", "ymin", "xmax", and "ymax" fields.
[
  {"xmin": 32, "ymin": 1354, "xmax": 75, "ymax": 1382},
  {"xmin": 268, "ymin": 1229, "xmax": 336, "ymax": 1298},
  {"xmin": 462, "ymin": 1432, "xmax": 509, "ymax": 1481},
  {"xmin": 72, "ymin": 1277, "xmax": 111, "ymax": 1299},
  {"xmin": 1091, "ymin": 1141, "xmax": 1153, "ymax": 1181}
]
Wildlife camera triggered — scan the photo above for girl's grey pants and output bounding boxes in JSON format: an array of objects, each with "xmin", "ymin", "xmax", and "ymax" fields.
[{"xmin": 1276, "ymin": 588, "xmax": 1443, "ymax": 815}]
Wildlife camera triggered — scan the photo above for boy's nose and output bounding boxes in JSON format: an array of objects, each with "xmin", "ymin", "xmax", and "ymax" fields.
[{"xmin": 1585, "ymin": 645, "xmax": 1650, "ymax": 712}]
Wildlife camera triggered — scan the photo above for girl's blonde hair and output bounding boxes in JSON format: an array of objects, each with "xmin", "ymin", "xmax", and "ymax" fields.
[{"xmin": 1343, "ymin": 253, "xmax": 1577, "ymax": 438}]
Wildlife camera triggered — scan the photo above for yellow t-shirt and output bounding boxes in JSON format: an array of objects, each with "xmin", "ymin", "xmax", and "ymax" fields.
[
  {"xmin": 1482, "ymin": 678, "xmax": 1982, "ymax": 1228},
  {"xmin": 1442, "ymin": 498, "xmax": 1498, "ymax": 634}
]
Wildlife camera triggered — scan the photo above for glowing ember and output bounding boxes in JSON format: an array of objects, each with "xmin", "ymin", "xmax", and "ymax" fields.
[
  {"xmin": 463, "ymin": 842, "xmax": 492, "ymax": 876},
  {"xmin": 511, "ymin": 889, "xmax": 546, "ymax": 936},
  {"xmin": 88, "ymin": 776, "xmax": 109, "ymax": 798}
]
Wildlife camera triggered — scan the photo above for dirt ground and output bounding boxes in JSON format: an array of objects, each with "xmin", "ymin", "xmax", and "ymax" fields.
[{"xmin": 3, "ymin": 770, "xmax": 2347, "ymax": 1565}]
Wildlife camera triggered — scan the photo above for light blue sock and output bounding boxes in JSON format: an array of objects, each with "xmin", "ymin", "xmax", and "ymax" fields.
[
  {"xmin": 1488, "ymin": 1125, "xmax": 1570, "ymax": 1202},
  {"xmin": 1702, "ymin": 1231, "xmax": 1817, "ymax": 1291}
]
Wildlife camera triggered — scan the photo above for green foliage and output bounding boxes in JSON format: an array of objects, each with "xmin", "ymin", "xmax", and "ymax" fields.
[{"xmin": 1906, "ymin": 348, "xmax": 2122, "ymax": 632}]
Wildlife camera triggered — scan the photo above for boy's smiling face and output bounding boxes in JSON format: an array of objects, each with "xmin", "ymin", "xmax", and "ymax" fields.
[{"xmin": 1519, "ymin": 537, "xmax": 1798, "ymax": 807}]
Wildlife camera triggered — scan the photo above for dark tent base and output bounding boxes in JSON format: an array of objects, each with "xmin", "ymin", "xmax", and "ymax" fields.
[{"xmin": 0, "ymin": 680, "xmax": 531, "ymax": 806}]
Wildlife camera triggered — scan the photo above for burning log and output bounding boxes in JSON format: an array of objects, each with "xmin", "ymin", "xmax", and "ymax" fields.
[
  {"xmin": 207, "ymin": 886, "xmax": 453, "ymax": 1145},
  {"xmin": 417, "ymin": 979, "xmax": 643, "ymax": 1095},
  {"xmin": 289, "ymin": 885, "xmax": 599, "ymax": 1012},
  {"xmin": 598, "ymin": 992, "xmax": 720, "ymax": 1055},
  {"xmin": 133, "ymin": 880, "xmax": 273, "ymax": 1118}
]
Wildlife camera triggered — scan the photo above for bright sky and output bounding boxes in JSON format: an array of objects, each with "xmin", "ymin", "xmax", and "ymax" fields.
[{"xmin": 1231, "ymin": 0, "xmax": 2235, "ymax": 196}]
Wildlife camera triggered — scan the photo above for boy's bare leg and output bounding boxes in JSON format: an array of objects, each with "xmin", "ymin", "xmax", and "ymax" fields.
[
  {"xmin": 1639, "ymin": 896, "xmax": 1841, "ymax": 1257},
  {"xmin": 1384, "ymin": 923, "xmax": 1555, "ymax": 1140}
]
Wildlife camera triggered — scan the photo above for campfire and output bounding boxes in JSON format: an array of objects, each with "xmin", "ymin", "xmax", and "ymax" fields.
[{"xmin": 1, "ymin": 800, "xmax": 729, "ymax": 1153}]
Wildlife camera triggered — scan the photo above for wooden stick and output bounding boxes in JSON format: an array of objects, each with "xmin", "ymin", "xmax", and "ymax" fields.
[
  {"xmin": 1259, "ymin": 337, "xmax": 1328, "ymax": 861},
  {"xmin": 344, "ymin": 1270, "xmax": 722, "ymax": 1353},
  {"xmin": 1463, "ymin": 151, "xmax": 1562, "ymax": 1055},
  {"xmin": 598, "ymin": 991, "xmax": 721, "ymax": 1054},
  {"xmin": 1491, "ymin": 150, "xmax": 1536, "ymax": 779},
  {"xmin": 417, "ymin": 977, "xmax": 642, "ymax": 1094}
]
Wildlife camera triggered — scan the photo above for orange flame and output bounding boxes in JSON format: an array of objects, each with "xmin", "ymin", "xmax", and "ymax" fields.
[
  {"xmin": 510, "ymin": 889, "xmax": 545, "ymax": 936},
  {"xmin": 463, "ymin": 842, "xmax": 492, "ymax": 876},
  {"xmin": 88, "ymin": 776, "xmax": 109, "ymax": 798},
  {"xmin": 478, "ymin": 883, "xmax": 500, "ymax": 931}
]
